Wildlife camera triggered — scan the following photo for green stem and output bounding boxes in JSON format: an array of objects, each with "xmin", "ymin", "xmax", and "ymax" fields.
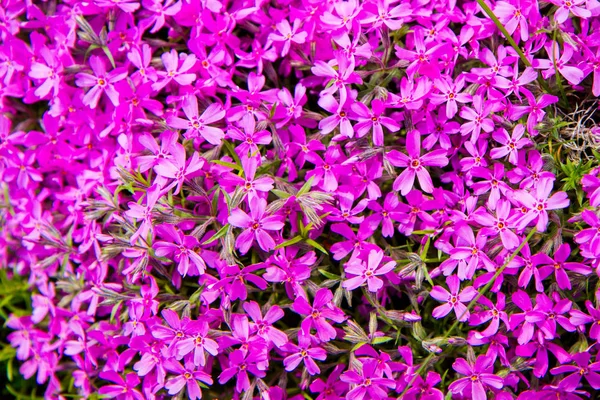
[
  {"xmin": 399, "ymin": 227, "xmax": 537, "ymax": 398},
  {"xmin": 475, "ymin": 0, "xmax": 552, "ymax": 94}
]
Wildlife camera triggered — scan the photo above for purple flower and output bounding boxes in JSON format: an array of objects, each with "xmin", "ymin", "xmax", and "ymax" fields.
[
  {"xmin": 269, "ymin": 19, "xmax": 307, "ymax": 57},
  {"xmin": 75, "ymin": 55, "xmax": 127, "ymax": 109},
  {"xmin": 98, "ymin": 372, "xmax": 144, "ymax": 400},
  {"xmin": 282, "ymin": 334, "xmax": 327, "ymax": 375},
  {"xmin": 509, "ymin": 177, "xmax": 570, "ymax": 232},
  {"xmin": 350, "ymin": 99, "xmax": 400, "ymax": 146},
  {"xmin": 166, "ymin": 94, "xmax": 225, "ymax": 144},
  {"xmin": 448, "ymin": 356, "xmax": 504, "ymax": 400},
  {"xmin": 228, "ymin": 197, "xmax": 284, "ymax": 254},
  {"xmin": 340, "ymin": 359, "xmax": 396, "ymax": 399},
  {"xmin": 292, "ymin": 288, "xmax": 346, "ymax": 342},
  {"xmin": 174, "ymin": 320, "xmax": 219, "ymax": 366},
  {"xmin": 551, "ymin": 352, "xmax": 600, "ymax": 391},
  {"xmin": 218, "ymin": 349, "xmax": 267, "ymax": 393},
  {"xmin": 164, "ymin": 359, "xmax": 213, "ymax": 400},
  {"xmin": 430, "ymin": 275, "xmax": 478, "ymax": 322},
  {"xmin": 243, "ymin": 300, "xmax": 288, "ymax": 347},
  {"xmin": 490, "ymin": 124, "xmax": 532, "ymax": 165},
  {"xmin": 387, "ymin": 130, "xmax": 449, "ymax": 195},
  {"xmin": 342, "ymin": 249, "xmax": 396, "ymax": 292},
  {"xmin": 430, "ymin": 75, "xmax": 472, "ymax": 118},
  {"xmin": 537, "ymin": 243, "xmax": 591, "ymax": 290}
]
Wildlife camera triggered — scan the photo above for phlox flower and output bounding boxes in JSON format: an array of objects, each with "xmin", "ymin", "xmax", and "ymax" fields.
[
  {"xmin": 342, "ymin": 249, "xmax": 396, "ymax": 292},
  {"xmin": 387, "ymin": 130, "xmax": 449, "ymax": 195},
  {"xmin": 228, "ymin": 197, "xmax": 284, "ymax": 254},
  {"xmin": 430, "ymin": 275, "xmax": 478, "ymax": 322},
  {"xmin": 448, "ymin": 356, "xmax": 504, "ymax": 400}
]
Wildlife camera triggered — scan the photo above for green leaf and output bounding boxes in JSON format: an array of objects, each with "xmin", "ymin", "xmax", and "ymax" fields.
[
  {"xmin": 221, "ymin": 139, "xmax": 242, "ymax": 166},
  {"xmin": 318, "ymin": 269, "xmax": 340, "ymax": 280},
  {"xmin": 110, "ymin": 300, "xmax": 122, "ymax": 324},
  {"xmin": 274, "ymin": 236, "xmax": 303, "ymax": 249},
  {"xmin": 272, "ymin": 189, "xmax": 292, "ymax": 199},
  {"xmin": 306, "ymin": 238, "xmax": 328, "ymax": 254},
  {"xmin": 297, "ymin": 176, "xmax": 315, "ymax": 196},
  {"xmin": 351, "ymin": 342, "xmax": 367, "ymax": 352},
  {"xmin": 202, "ymin": 224, "xmax": 230, "ymax": 245},
  {"xmin": 211, "ymin": 160, "xmax": 241, "ymax": 171},
  {"xmin": 371, "ymin": 336, "xmax": 393, "ymax": 345},
  {"xmin": 102, "ymin": 46, "xmax": 116, "ymax": 69}
]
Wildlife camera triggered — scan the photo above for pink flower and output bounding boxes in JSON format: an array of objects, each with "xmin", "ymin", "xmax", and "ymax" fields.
[
  {"xmin": 490, "ymin": 124, "xmax": 532, "ymax": 165},
  {"xmin": 228, "ymin": 197, "xmax": 284, "ymax": 254},
  {"xmin": 166, "ymin": 95, "xmax": 225, "ymax": 144},
  {"xmin": 270, "ymin": 19, "xmax": 307, "ymax": 56},
  {"xmin": 75, "ymin": 55, "xmax": 127, "ymax": 109},
  {"xmin": 448, "ymin": 356, "xmax": 504, "ymax": 400},
  {"xmin": 387, "ymin": 130, "xmax": 449, "ymax": 195},
  {"xmin": 430, "ymin": 275, "xmax": 478, "ymax": 321},
  {"xmin": 342, "ymin": 249, "xmax": 396, "ymax": 292}
]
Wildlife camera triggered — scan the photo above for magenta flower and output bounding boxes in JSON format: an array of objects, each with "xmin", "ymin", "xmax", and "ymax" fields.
[
  {"xmin": 228, "ymin": 197, "xmax": 284, "ymax": 254},
  {"xmin": 549, "ymin": 0, "xmax": 591, "ymax": 23},
  {"xmin": 98, "ymin": 372, "xmax": 144, "ymax": 400},
  {"xmin": 459, "ymin": 94, "xmax": 495, "ymax": 143},
  {"xmin": 490, "ymin": 124, "xmax": 532, "ymax": 165},
  {"xmin": 309, "ymin": 364, "xmax": 348, "ymax": 400},
  {"xmin": 175, "ymin": 320, "xmax": 218, "ymax": 366},
  {"xmin": 220, "ymin": 156, "xmax": 274, "ymax": 201},
  {"xmin": 342, "ymin": 249, "xmax": 396, "ymax": 292},
  {"xmin": 509, "ymin": 90, "xmax": 559, "ymax": 135},
  {"xmin": 154, "ymin": 142, "xmax": 205, "ymax": 195},
  {"xmin": 430, "ymin": 275, "xmax": 478, "ymax": 322},
  {"xmin": 340, "ymin": 359, "xmax": 396, "ymax": 399},
  {"xmin": 227, "ymin": 117, "xmax": 272, "ymax": 157},
  {"xmin": 537, "ymin": 243, "xmax": 591, "ymax": 290},
  {"xmin": 472, "ymin": 199, "xmax": 520, "ymax": 250},
  {"xmin": 75, "ymin": 55, "xmax": 127, "ymax": 109},
  {"xmin": 494, "ymin": 0, "xmax": 531, "ymax": 41},
  {"xmin": 317, "ymin": 94, "xmax": 354, "ymax": 139},
  {"xmin": 164, "ymin": 359, "xmax": 213, "ymax": 400},
  {"xmin": 311, "ymin": 52, "xmax": 362, "ymax": 105},
  {"xmin": 509, "ymin": 290, "xmax": 546, "ymax": 345},
  {"xmin": 510, "ymin": 177, "xmax": 570, "ymax": 232},
  {"xmin": 154, "ymin": 224, "xmax": 206, "ymax": 277},
  {"xmin": 270, "ymin": 19, "xmax": 307, "ymax": 57},
  {"xmin": 534, "ymin": 42, "xmax": 585, "ymax": 85},
  {"xmin": 152, "ymin": 49, "xmax": 196, "ymax": 91},
  {"xmin": 551, "ymin": 352, "xmax": 600, "ymax": 391},
  {"xmin": 282, "ymin": 334, "xmax": 327, "ymax": 375},
  {"xmin": 570, "ymin": 299, "xmax": 600, "ymax": 341},
  {"xmin": 575, "ymin": 210, "xmax": 600, "ymax": 257},
  {"xmin": 218, "ymin": 349, "xmax": 266, "ymax": 393},
  {"xmin": 430, "ymin": 75, "xmax": 472, "ymax": 118},
  {"xmin": 243, "ymin": 301, "xmax": 288, "ymax": 347},
  {"xmin": 292, "ymin": 288, "xmax": 346, "ymax": 342},
  {"xmin": 351, "ymin": 99, "xmax": 400, "ymax": 146},
  {"xmin": 387, "ymin": 130, "xmax": 448, "ymax": 195},
  {"xmin": 448, "ymin": 356, "xmax": 504, "ymax": 400},
  {"xmin": 166, "ymin": 95, "xmax": 225, "ymax": 144},
  {"xmin": 469, "ymin": 293, "xmax": 510, "ymax": 338}
]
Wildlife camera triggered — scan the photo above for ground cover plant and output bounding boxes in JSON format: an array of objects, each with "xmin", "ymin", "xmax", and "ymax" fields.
[{"xmin": 1, "ymin": 0, "xmax": 600, "ymax": 399}]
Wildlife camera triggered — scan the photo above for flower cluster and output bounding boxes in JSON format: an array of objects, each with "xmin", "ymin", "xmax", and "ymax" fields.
[{"xmin": 1, "ymin": 0, "xmax": 600, "ymax": 399}]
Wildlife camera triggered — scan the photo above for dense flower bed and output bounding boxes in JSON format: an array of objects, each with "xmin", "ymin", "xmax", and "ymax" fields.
[{"xmin": 1, "ymin": 0, "xmax": 600, "ymax": 399}]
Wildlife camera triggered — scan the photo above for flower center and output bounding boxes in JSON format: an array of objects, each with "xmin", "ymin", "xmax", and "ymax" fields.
[{"xmin": 411, "ymin": 159, "xmax": 420, "ymax": 168}]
